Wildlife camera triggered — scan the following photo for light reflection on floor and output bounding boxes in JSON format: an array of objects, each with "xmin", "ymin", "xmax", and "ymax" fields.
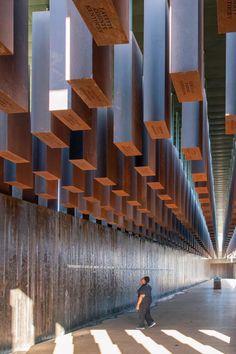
[
  {"xmin": 126, "ymin": 329, "xmax": 172, "ymax": 354},
  {"xmin": 53, "ymin": 333, "xmax": 74, "ymax": 354},
  {"xmin": 43, "ymin": 327, "xmax": 231, "ymax": 354},
  {"xmin": 199, "ymin": 329, "xmax": 230, "ymax": 344},
  {"xmin": 26, "ymin": 280, "xmax": 235, "ymax": 354},
  {"xmin": 224, "ymin": 279, "xmax": 236, "ymax": 289},
  {"xmin": 162, "ymin": 329, "xmax": 224, "ymax": 354},
  {"xmin": 90, "ymin": 329, "xmax": 121, "ymax": 354}
]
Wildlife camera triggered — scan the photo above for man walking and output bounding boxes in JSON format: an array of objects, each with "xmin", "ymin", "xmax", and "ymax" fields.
[{"xmin": 136, "ymin": 276, "xmax": 156, "ymax": 329}]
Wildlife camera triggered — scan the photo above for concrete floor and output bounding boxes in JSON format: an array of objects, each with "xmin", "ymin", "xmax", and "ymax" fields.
[{"xmin": 26, "ymin": 279, "xmax": 236, "ymax": 354}]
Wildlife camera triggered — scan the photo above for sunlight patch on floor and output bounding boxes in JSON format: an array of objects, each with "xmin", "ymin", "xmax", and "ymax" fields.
[
  {"xmin": 199, "ymin": 329, "xmax": 230, "ymax": 344},
  {"xmin": 90, "ymin": 330, "xmax": 121, "ymax": 354},
  {"xmin": 162, "ymin": 330, "xmax": 224, "ymax": 354},
  {"xmin": 126, "ymin": 330, "xmax": 172, "ymax": 354},
  {"xmin": 224, "ymin": 279, "xmax": 236, "ymax": 289},
  {"xmin": 53, "ymin": 333, "xmax": 74, "ymax": 354}
]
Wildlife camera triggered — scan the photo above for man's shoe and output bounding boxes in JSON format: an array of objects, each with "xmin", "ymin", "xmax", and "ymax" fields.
[
  {"xmin": 136, "ymin": 326, "xmax": 145, "ymax": 330},
  {"xmin": 148, "ymin": 322, "xmax": 157, "ymax": 328}
]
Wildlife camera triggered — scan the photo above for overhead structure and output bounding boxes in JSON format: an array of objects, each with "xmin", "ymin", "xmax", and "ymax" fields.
[
  {"xmin": 222, "ymin": 145, "xmax": 236, "ymax": 256},
  {"xmin": 143, "ymin": 0, "xmax": 171, "ymax": 139},
  {"xmin": 0, "ymin": 112, "xmax": 31, "ymax": 163},
  {"xmin": 33, "ymin": 138, "xmax": 61, "ymax": 181},
  {"xmin": 170, "ymin": 0, "xmax": 204, "ymax": 102},
  {"xmin": 66, "ymin": 0, "xmax": 113, "ymax": 109},
  {"xmin": 0, "ymin": 0, "xmax": 14, "ymax": 55},
  {"xmin": 181, "ymin": 102, "xmax": 203, "ymax": 160},
  {"xmin": 220, "ymin": 6, "xmax": 236, "ymax": 256},
  {"xmin": 0, "ymin": 0, "xmax": 221, "ymax": 259},
  {"xmin": 94, "ymin": 108, "xmax": 119, "ymax": 186},
  {"xmin": 31, "ymin": 11, "xmax": 70, "ymax": 148},
  {"xmin": 204, "ymin": 0, "xmax": 235, "ymax": 256},
  {"xmin": 113, "ymin": 32, "xmax": 143, "ymax": 157},
  {"xmin": 72, "ymin": 0, "xmax": 129, "ymax": 45},
  {"xmin": 225, "ymin": 33, "xmax": 236, "ymax": 134},
  {"xmin": 217, "ymin": 0, "xmax": 236, "ymax": 33},
  {"xmin": 0, "ymin": 0, "xmax": 28, "ymax": 113}
]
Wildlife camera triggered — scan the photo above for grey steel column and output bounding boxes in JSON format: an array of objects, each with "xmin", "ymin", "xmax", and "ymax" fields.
[
  {"xmin": 143, "ymin": 0, "xmax": 171, "ymax": 139},
  {"xmin": 225, "ymin": 33, "xmax": 236, "ymax": 134},
  {"xmin": 114, "ymin": 32, "xmax": 142, "ymax": 156},
  {"xmin": 31, "ymin": 11, "xmax": 70, "ymax": 148},
  {"xmin": 181, "ymin": 102, "xmax": 203, "ymax": 160},
  {"xmin": 170, "ymin": 0, "xmax": 203, "ymax": 102}
]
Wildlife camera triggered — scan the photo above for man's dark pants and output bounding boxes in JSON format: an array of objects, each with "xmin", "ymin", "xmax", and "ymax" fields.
[{"xmin": 138, "ymin": 302, "xmax": 154, "ymax": 327}]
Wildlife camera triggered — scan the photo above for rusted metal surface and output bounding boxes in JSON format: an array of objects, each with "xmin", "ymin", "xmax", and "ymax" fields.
[
  {"xmin": 0, "ymin": 158, "xmax": 11, "ymax": 194},
  {"xmin": 217, "ymin": 0, "xmax": 236, "ymax": 33},
  {"xmin": 95, "ymin": 108, "xmax": 118, "ymax": 186},
  {"xmin": 69, "ymin": 111, "xmax": 97, "ymax": 171},
  {"xmin": 72, "ymin": 0, "xmax": 129, "ymax": 46},
  {"xmin": 33, "ymin": 138, "xmax": 61, "ymax": 181},
  {"xmin": 0, "ymin": 0, "xmax": 28, "ymax": 112},
  {"xmin": 35, "ymin": 176, "xmax": 57, "ymax": 200},
  {"xmin": 0, "ymin": 112, "xmax": 31, "ymax": 163},
  {"xmin": 69, "ymin": 42, "xmax": 112, "ymax": 108},
  {"xmin": 61, "ymin": 148, "xmax": 85, "ymax": 193},
  {"xmin": 0, "ymin": 0, "xmax": 13, "ymax": 55},
  {"xmin": 4, "ymin": 161, "xmax": 33, "ymax": 190}
]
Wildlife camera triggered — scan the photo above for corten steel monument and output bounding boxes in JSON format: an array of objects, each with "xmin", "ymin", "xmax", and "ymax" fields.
[
  {"xmin": 4, "ymin": 0, "xmax": 236, "ymax": 259},
  {"xmin": 2, "ymin": 0, "xmax": 236, "ymax": 351},
  {"xmin": 0, "ymin": 0, "xmax": 221, "ymax": 258}
]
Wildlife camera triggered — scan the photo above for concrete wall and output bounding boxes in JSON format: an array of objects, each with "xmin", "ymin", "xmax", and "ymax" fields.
[
  {"xmin": 233, "ymin": 264, "xmax": 236, "ymax": 278},
  {"xmin": 210, "ymin": 263, "xmax": 234, "ymax": 278},
  {"xmin": 0, "ymin": 193, "xmax": 210, "ymax": 353}
]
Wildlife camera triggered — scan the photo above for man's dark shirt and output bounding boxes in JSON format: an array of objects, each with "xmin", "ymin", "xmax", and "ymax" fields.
[{"xmin": 137, "ymin": 284, "xmax": 152, "ymax": 306}]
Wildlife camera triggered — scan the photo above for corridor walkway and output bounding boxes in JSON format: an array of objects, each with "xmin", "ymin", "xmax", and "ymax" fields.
[{"xmin": 27, "ymin": 280, "xmax": 236, "ymax": 354}]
